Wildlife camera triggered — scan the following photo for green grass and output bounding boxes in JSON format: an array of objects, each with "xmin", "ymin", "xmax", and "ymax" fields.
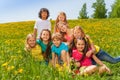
[{"xmin": 0, "ymin": 18, "xmax": 120, "ymax": 80}]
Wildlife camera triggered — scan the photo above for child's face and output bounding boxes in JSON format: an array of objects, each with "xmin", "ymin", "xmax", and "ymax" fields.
[
  {"xmin": 53, "ymin": 38, "xmax": 61, "ymax": 47},
  {"xmin": 58, "ymin": 15, "xmax": 65, "ymax": 22},
  {"xmin": 60, "ymin": 25, "xmax": 67, "ymax": 32},
  {"xmin": 41, "ymin": 11, "xmax": 48, "ymax": 19},
  {"xmin": 41, "ymin": 31, "xmax": 50, "ymax": 41},
  {"xmin": 76, "ymin": 39, "xmax": 85, "ymax": 52},
  {"xmin": 27, "ymin": 37, "xmax": 36, "ymax": 48},
  {"xmin": 73, "ymin": 29, "xmax": 83, "ymax": 39}
]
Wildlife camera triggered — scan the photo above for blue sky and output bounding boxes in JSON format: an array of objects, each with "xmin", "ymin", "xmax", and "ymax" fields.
[{"xmin": 0, "ymin": 0, "xmax": 115, "ymax": 23}]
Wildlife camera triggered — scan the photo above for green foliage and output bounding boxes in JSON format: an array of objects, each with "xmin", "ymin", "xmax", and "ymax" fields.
[
  {"xmin": 109, "ymin": 0, "xmax": 120, "ymax": 18},
  {"xmin": 78, "ymin": 3, "xmax": 89, "ymax": 19},
  {"xmin": 92, "ymin": 0, "xmax": 107, "ymax": 18}
]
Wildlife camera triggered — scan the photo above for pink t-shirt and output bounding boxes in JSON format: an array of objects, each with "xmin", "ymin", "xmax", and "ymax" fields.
[
  {"xmin": 64, "ymin": 34, "xmax": 71, "ymax": 42},
  {"xmin": 72, "ymin": 49, "xmax": 92, "ymax": 66}
]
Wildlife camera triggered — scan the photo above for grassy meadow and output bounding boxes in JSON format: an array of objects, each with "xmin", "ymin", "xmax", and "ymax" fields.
[{"xmin": 0, "ymin": 18, "xmax": 120, "ymax": 80}]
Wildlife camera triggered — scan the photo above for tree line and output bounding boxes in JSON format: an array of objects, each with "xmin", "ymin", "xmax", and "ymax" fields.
[{"xmin": 78, "ymin": 0, "xmax": 120, "ymax": 19}]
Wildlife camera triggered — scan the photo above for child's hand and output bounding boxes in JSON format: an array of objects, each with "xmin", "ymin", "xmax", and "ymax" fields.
[{"xmin": 86, "ymin": 50, "xmax": 93, "ymax": 57}]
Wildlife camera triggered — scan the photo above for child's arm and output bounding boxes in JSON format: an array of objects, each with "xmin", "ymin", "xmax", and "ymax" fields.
[
  {"xmin": 67, "ymin": 52, "xmax": 70, "ymax": 66},
  {"xmin": 52, "ymin": 52, "xmax": 56, "ymax": 67},
  {"xmin": 85, "ymin": 35, "xmax": 96, "ymax": 57},
  {"xmin": 33, "ymin": 29, "xmax": 37, "ymax": 38},
  {"xmin": 92, "ymin": 54, "xmax": 104, "ymax": 66}
]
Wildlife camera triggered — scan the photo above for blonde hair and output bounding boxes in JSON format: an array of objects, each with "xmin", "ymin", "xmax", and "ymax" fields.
[
  {"xmin": 54, "ymin": 12, "xmax": 68, "ymax": 32},
  {"xmin": 73, "ymin": 26, "xmax": 85, "ymax": 38},
  {"xmin": 56, "ymin": 12, "xmax": 67, "ymax": 23},
  {"xmin": 24, "ymin": 33, "xmax": 36, "ymax": 51},
  {"xmin": 52, "ymin": 33, "xmax": 62, "ymax": 41}
]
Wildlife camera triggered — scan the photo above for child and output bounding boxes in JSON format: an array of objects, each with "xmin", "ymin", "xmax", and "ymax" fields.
[
  {"xmin": 24, "ymin": 33, "xmax": 43, "ymax": 61},
  {"xmin": 73, "ymin": 26, "xmax": 120, "ymax": 64},
  {"xmin": 54, "ymin": 12, "xmax": 68, "ymax": 33},
  {"xmin": 59, "ymin": 24, "xmax": 74, "ymax": 46},
  {"xmin": 72, "ymin": 37, "xmax": 111, "ymax": 75},
  {"xmin": 33, "ymin": 8, "xmax": 51, "ymax": 39},
  {"xmin": 51, "ymin": 33, "xmax": 70, "ymax": 67},
  {"xmin": 36, "ymin": 29, "xmax": 52, "ymax": 64}
]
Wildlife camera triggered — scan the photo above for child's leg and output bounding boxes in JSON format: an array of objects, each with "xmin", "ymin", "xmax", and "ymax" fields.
[
  {"xmin": 96, "ymin": 49, "xmax": 120, "ymax": 64},
  {"xmin": 98, "ymin": 65, "xmax": 111, "ymax": 75},
  {"xmin": 80, "ymin": 65, "xmax": 97, "ymax": 75}
]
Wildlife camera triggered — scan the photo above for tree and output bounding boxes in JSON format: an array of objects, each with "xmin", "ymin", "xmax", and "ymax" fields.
[
  {"xmin": 78, "ymin": 3, "xmax": 89, "ymax": 19},
  {"xmin": 109, "ymin": 0, "xmax": 120, "ymax": 18},
  {"xmin": 92, "ymin": 0, "xmax": 107, "ymax": 18}
]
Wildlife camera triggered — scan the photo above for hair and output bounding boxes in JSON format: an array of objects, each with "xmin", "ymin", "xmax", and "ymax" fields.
[
  {"xmin": 40, "ymin": 29, "xmax": 52, "ymax": 61},
  {"xmin": 56, "ymin": 12, "xmax": 67, "ymax": 24},
  {"xmin": 54, "ymin": 12, "xmax": 68, "ymax": 32},
  {"xmin": 52, "ymin": 32, "xmax": 63, "ymax": 41},
  {"xmin": 73, "ymin": 26, "xmax": 85, "ymax": 38},
  {"xmin": 69, "ymin": 26, "xmax": 89, "ymax": 57},
  {"xmin": 75, "ymin": 37, "xmax": 89, "ymax": 62},
  {"xmin": 25, "ymin": 33, "xmax": 36, "ymax": 51},
  {"xmin": 38, "ymin": 8, "xmax": 50, "ymax": 19}
]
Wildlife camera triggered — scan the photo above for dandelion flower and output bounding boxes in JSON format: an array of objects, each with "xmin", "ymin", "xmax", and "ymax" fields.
[{"xmin": 2, "ymin": 62, "xmax": 9, "ymax": 67}]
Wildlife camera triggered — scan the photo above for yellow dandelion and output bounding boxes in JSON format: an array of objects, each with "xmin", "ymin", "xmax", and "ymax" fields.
[
  {"xmin": 2, "ymin": 62, "xmax": 9, "ymax": 67},
  {"xmin": 7, "ymin": 66, "xmax": 15, "ymax": 71},
  {"xmin": 55, "ymin": 64, "xmax": 61, "ymax": 68},
  {"xmin": 18, "ymin": 68, "xmax": 23, "ymax": 73}
]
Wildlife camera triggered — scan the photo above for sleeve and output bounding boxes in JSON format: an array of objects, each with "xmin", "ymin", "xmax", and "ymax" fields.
[
  {"xmin": 34, "ymin": 21, "xmax": 38, "ymax": 29},
  {"xmin": 63, "ymin": 44, "xmax": 69, "ymax": 52},
  {"xmin": 48, "ymin": 21, "xmax": 51, "ymax": 30},
  {"xmin": 36, "ymin": 39, "xmax": 41, "ymax": 45}
]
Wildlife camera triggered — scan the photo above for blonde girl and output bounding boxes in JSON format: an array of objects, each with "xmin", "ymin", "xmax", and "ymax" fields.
[
  {"xmin": 51, "ymin": 33, "xmax": 70, "ymax": 67},
  {"xmin": 54, "ymin": 12, "xmax": 68, "ymax": 33},
  {"xmin": 24, "ymin": 33, "xmax": 43, "ymax": 61},
  {"xmin": 59, "ymin": 24, "xmax": 74, "ymax": 46}
]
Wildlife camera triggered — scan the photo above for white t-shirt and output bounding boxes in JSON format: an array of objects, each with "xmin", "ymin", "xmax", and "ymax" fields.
[{"xmin": 34, "ymin": 19, "xmax": 51, "ymax": 38}]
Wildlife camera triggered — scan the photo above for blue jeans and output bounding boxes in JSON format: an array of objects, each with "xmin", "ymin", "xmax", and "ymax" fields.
[{"xmin": 92, "ymin": 49, "xmax": 120, "ymax": 64}]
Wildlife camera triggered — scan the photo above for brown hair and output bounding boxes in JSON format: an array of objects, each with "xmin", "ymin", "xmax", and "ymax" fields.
[
  {"xmin": 52, "ymin": 33, "xmax": 63, "ymax": 41},
  {"xmin": 75, "ymin": 37, "xmax": 89, "ymax": 62},
  {"xmin": 40, "ymin": 29, "xmax": 52, "ymax": 61},
  {"xmin": 38, "ymin": 8, "xmax": 50, "ymax": 19},
  {"xmin": 40, "ymin": 29, "xmax": 51, "ymax": 41}
]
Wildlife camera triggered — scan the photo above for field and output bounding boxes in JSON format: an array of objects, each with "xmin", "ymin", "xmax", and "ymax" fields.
[{"xmin": 0, "ymin": 19, "xmax": 120, "ymax": 80}]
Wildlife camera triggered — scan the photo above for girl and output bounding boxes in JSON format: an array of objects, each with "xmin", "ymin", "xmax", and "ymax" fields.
[
  {"xmin": 34, "ymin": 8, "xmax": 51, "ymax": 39},
  {"xmin": 24, "ymin": 33, "xmax": 43, "ymax": 61},
  {"xmin": 51, "ymin": 33, "xmax": 70, "ymax": 67},
  {"xmin": 72, "ymin": 37, "xmax": 111, "ymax": 75},
  {"xmin": 54, "ymin": 12, "xmax": 68, "ymax": 33},
  {"xmin": 37, "ymin": 29, "xmax": 52, "ymax": 64},
  {"xmin": 59, "ymin": 24, "xmax": 74, "ymax": 46},
  {"xmin": 73, "ymin": 26, "xmax": 120, "ymax": 64}
]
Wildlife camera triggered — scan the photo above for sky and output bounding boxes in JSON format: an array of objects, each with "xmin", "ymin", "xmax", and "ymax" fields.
[{"xmin": 0, "ymin": 0, "xmax": 115, "ymax": 23}]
